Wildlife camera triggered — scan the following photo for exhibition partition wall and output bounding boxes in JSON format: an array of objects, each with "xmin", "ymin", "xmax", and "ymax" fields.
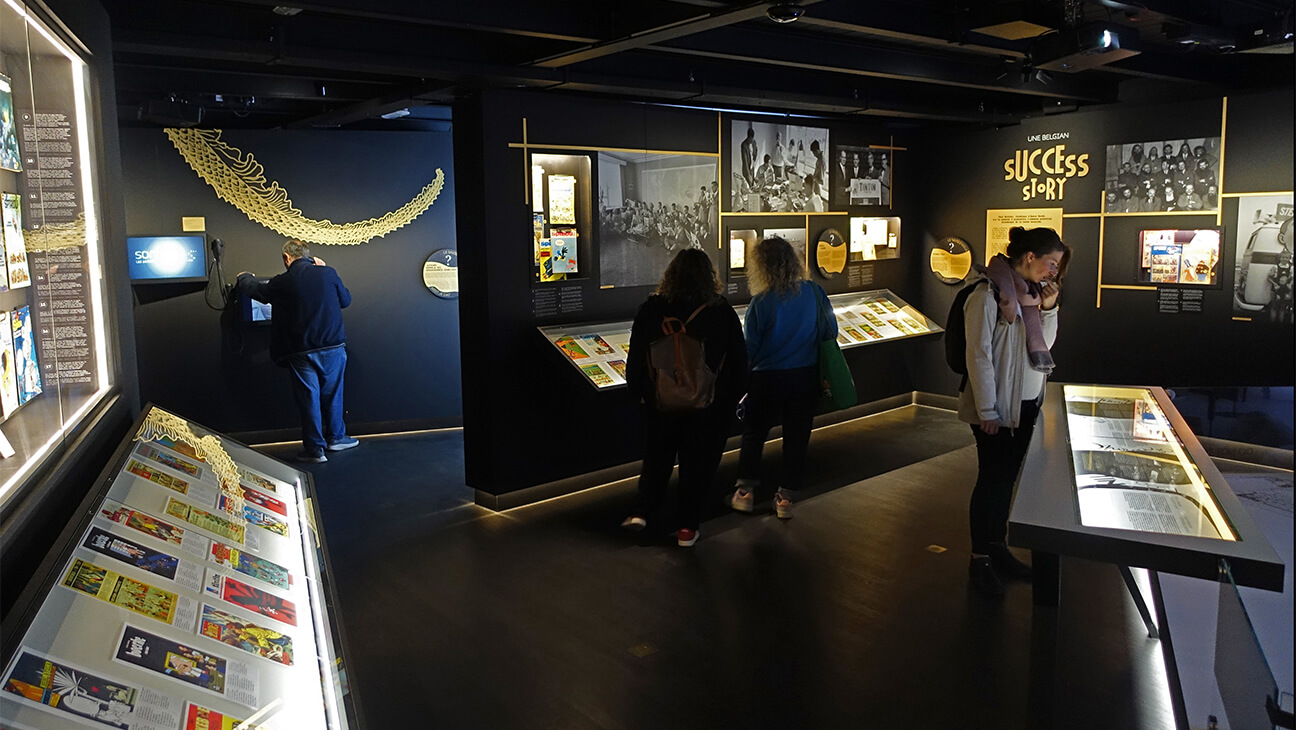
[
  {"xmin": 122, "ymin": 127, "xmax": 461, "ymax": 439},
  {"xmin": 455, "ymin": 89, "xmax": 928, "ymax": 504},
  {"xmin": 912, "ymin": 90, "xmax": 1294, "ymax": 393},
  {"xmin": 1, "ymin": 0, "xmax": 137, "ymax": 616}
]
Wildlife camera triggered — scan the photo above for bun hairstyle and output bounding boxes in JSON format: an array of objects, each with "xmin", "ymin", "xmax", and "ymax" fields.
[
  {"xmin": 1005, "ymin": 226, "xmax": 1070, "ymax": 282},
  {"xmin": 1004, "ymin": 226, "xmax": 1064, "ymax": 260}
]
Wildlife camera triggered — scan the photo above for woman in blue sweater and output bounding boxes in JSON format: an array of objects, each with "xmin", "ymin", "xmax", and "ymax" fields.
[{"xmin": 727, "ymin": 237, "xmax": 835, "ymax": 518}]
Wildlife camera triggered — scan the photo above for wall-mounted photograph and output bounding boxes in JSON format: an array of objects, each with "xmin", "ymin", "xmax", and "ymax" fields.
[
  {"xmin": 729, "ymin": 121, "xmax": 829, "ymax": 213},
  {"xmin": 1104, "ymin": 137, "xmax": 1221, "ymax": 213},
  {"xmin": 1233, "ymin": 194, "xmax": 1293, "ymax": 323},
  {"xmin": 597, "ymin": 151, "xmax": 717, "ymax": 288},
  {"xmin": 831, "ymin": 145, "xmax": 891, "ymax": 207}
]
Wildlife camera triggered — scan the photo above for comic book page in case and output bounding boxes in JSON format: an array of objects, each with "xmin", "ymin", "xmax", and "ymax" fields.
[
  {"xmin": 98, "ymin": 498, "xmax": 210, "ymax": 557},
  {"xmin": 182, "ymin": 702, "xmax": 272, "ymax": 730},
  {"xmin": 217, "ymin": 494, "xmax": 289, "ymax": 538},
  {"xmin": 124, "ymin": 454, "xmax": 219, "ymax": 507},
  {"xmin": 59, "ymin": 557, "xmax": 199, "ymax": 632},
  {"xmin": 199, "ymin": 604, "xmax": 294, "ymax": 666},
  {"xmin": 1, "ymin": 193, "xmax": 29, "ymax": 289},
  {"xmin": 202, "ymin": 570, "xmax": 297, "ymax": 627},
  {"xmin": 208, "ymin": 540, "xmax": 292, "ymax": 590},
  {"xmin": 165, "ymin": 497, "xmax": 259, "ymax": 550},
  {"xmin": 0, "ymin": 315, "xmax": 19, "ymax": 418},
  {"xmin": 2, "ymin": 646, "xmax": 185, "ymax": 730},
  {"xmin": 11, "ymin": 306, "xmax": 41, "ymax": 405},
  {"xmin": 239, "ymin": 484, "xmax": 288, "ymax": 517},
  {"xmin": 134, "ymin": 442, "xmax": 205, "ymax": 482},
  {"xmin": 79, "ymin": 524, "xmax": 204, "ymax": 592},
  {"xmin": 113, "ymin": 624, "xmax": 259, "ymax": 709}
]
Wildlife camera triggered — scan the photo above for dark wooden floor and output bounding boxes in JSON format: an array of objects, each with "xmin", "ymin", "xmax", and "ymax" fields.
[{"xmin": 260, "ymin": 406, "xmax": 1174, "ymax": 729}]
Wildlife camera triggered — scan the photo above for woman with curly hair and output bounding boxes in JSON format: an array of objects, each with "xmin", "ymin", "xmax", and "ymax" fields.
[
  {"xmin": 726, "ymin": 237, "xmax": 835, "ymax": 519},
  {"xmin": 624, "ymin": 249, "xmax": 747, "ymax": 547}
]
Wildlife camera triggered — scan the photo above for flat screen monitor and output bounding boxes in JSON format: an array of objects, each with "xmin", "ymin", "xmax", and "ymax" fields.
[
  {"xmin": 127, "ymin": 235, "xmax": 207, "ymax": 282},
  {"xmin": 242, "ymin": 280, "xmax": 272, "ymax": 324},
  {"xmin": 1137, "ymin": 228, "xmax": 1222, "ymax": 287}
]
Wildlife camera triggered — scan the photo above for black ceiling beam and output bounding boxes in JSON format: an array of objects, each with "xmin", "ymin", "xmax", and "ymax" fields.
[
  {"xmin": 113, "ymin": 64, "xmax": 384, "ymax": 102},
  {"xmin": 529, "ymin": 0, "xmax": 826, "ymax": 69},
  {"xmin": 652, "ymin": 26, "xmax": 1117, "ymax": 102},
  {"xmin": 795, "ymin": 4, "xmax": 1029, "ymax": 60},
  {"xmin": 281, "ymin": 80, "xmax": 454, "ymax": 128}
]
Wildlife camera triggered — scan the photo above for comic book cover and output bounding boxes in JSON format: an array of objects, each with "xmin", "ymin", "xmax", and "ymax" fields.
[
  {"xmin": 114, "ymin": 625, "xmax": 227, "ymax": 694},
  {"xmin": 600, "ymin": 331, "xmax": 631, "ymax": 355},
  {"xmin": 240, "ymin": 484, "xmax": 287, "ymax": 517},
  {"xmin": 2, "ymin": 648, "xmax": 139, "ymax": 729},
  {"xmin": 841, "ymin": 325, "xmax": 866, "ymax": 343},
  {"xmin": 11, "ymin": 305, "xmax": 40, "ymax": 404},
  {"xmin": 553, "ymin": 336, "xmax": 590, "ymax": 361},
  {"xmin": 137, "ymin": 442, "xmax": 202, "ymax": 478},
  {"xmin": 577, "ymin": 333, "xmax": 616, "ymax": 357},
  {"xmin": 126, "ymin": 459, "xmax": 191, "ymax": 496},
  {"xmin": 61, "ymin": 558, "xmax": 180, "ymax": 625},
  {"xmin": 218, "ymin": 494, "xmax": 288, "ymax": 537},
  {"xmin": 99, "ymin": 499, "xmax": 192, "ymax": 548},
  {"xmin": 155, "ymin": 435, "xmax": 202, "ymax": 461},
  {"xmin": 209, "ymin": 541, "xmax": 291, "ymax": 590},
  {"xmin": 183, "ymin": 702, "xmax": 268, "ymax": 730},
  {"xmin": 204, "ymin": 572, "xmax": 297, "ymax": 626},
  {"xmin": 239, "ymin": 467, "xmax": 283, "ymax": 494},
  {"xmin": 580, "ymin": 363, "xmax": 614, "ymax": 387},
  {"xmin": 2, "ymin": 193, "xmax": 29, "ymax": 289},
  {"xmin": 81, "ymin": 526, "xmax": 180, "ymax": 581},
  {"xmin": 606, "ymin": 359, "xmax": 627, "ymax": 379},
  {"xmin": 550, "ymin": 228, "xmax": 578, "ymax": 274},
  {"xmin": 836, "ymin": 331, "xmax": 850, "ymax": 346},
  {"xmin": 200, "ymin": 604, "xmax": 293, "ymax": 666},
  {"xmin": 166, "ymin": 497, "xmax": 245, "ymax": 544},
  {"xmin": 0, "ymin": 318, "xmax": 19, "ymax": 419}
]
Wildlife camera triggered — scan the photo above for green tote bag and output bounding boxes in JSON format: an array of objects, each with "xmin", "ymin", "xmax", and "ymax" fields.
[{"xmin": 815, "ymin": 287, "xmax": 857, "ymax": 410}]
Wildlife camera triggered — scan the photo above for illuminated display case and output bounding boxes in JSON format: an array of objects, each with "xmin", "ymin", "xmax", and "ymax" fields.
[
  {"xmin": 539, "ymin": 289, "xmax": 941, "ymax": 390},
  {"xmin": 1010, "ymin": 383, "xmax": 1284, "ymax": 592},
  {"xmin": 0, "ymin": 1, "xmax": 117, "ymax": 512},
  {"xmin": 0, "ymin": 405, "xmax": 358, "ymax": 729}
]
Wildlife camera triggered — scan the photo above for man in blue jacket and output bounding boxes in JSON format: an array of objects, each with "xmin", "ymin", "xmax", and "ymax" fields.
[{"xmin": 238, "ymin": 239, "xmax": 357, "ymax": 463}]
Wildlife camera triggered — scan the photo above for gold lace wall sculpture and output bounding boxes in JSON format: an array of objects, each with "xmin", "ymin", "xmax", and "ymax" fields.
[
  {"xmin": 22, "ymin": 215, "xmax": 87, "ymax": 253},
  {"xmin": 135, "ymin": 408, "xmax": 245, "ymax": 521},
  {"xmin": 165, "ymin": 128, "xmax": 445, "ymax": 245}
]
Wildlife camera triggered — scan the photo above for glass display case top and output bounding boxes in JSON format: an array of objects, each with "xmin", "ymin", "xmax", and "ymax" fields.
[
  {"xmin": 1064, "ymin": 385, "xmax": 1237, "ymax": 541},
  {"xmin": 1, "ymin": 406, "xmax": 353, "ymax": 730},
  {"xmin": 539, "ymin": 289, "xmax": 940, "ymax": 391}
]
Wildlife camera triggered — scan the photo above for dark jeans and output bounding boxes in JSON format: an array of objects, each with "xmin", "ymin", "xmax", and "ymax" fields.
[
  {"xmin": 287, "ymin": 346, "xmax": 348, "ymax": 455},
  {"xmin": 736, "ymin": 365, "xmax": 820, "ymax": 493},
  {"xmin": 636, "ymin": 406, "xmax": 730, "ymax": 530},
  {"xmin": 969, "ymin": 399, "xmax": 1041, "ymax": 554}
]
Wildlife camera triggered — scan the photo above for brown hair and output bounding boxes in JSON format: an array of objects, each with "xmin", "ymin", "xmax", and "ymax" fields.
[
  {"xmin": 748, "ymin": 236, "xmax": 805, "ymax": 297},
  {"xmin": 656, "ymin": 248, "xmax": 721, "ymax": 304}
]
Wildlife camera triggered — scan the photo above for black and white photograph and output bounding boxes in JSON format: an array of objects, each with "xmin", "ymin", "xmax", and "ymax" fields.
[
  {"xmin": 729, "ymin": 120, "xmax": 829, "ymax": 213},
  {"xmin": 764, "ymin": 227, "xmax": 808, "ymax": 268},
  {"xmin": 831, "ymin": 145, "xmax": 891, "ymax": 207},
  {"xmin": 1103, "ymin": 137, "xmax": 1221, "ymax": 213},
  {"xmin": 597, "ymin": 151, "xmax": 718, "ymax": 288},
  {"xmin": 1233, "ymin": 193, "xmax": 1293, "ymax": 323}
]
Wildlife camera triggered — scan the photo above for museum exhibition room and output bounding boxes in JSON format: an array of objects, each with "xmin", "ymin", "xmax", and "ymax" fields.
[{"xmin": 0, "ymin": 0, "xmax": 1292, "ymax": 728}]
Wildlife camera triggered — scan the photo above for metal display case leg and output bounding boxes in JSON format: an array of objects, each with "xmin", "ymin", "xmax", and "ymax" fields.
[
  {"xmin": 1032, "ymin": 551, "xmax": 1060, "ymax": 607},
  {"xmin": 1118, "ymin": 564, "xmax": 1159, "ymax": 639}
]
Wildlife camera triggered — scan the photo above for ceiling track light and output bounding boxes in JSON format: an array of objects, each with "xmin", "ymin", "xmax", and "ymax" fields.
[{"xmin": 766, "ymin": 3, "xmax": 804, "ymax": 24}]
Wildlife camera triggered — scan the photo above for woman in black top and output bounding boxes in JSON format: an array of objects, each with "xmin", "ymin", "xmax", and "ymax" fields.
[{"xmin": 623, "ymin": 249, "xmax": 747, "ymax": 547}]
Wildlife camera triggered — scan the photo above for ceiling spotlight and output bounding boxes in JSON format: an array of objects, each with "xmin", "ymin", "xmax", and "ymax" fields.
[
  {"xmin": 272, "ymin": 6, "xmax": 303, "ymax": 16},
  {"xmin": 766, "ymin": 3, "xmax": 804, "ymax": 23}
]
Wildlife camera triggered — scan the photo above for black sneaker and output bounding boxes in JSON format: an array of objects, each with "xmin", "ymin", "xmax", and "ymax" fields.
[
  {"xmin": 969, "ymin": 556, "xmax": 1005, "ymax": 597},
  {"xmin": 988, "ymin": 543, "xmax": 1033, "ymax": 579}
]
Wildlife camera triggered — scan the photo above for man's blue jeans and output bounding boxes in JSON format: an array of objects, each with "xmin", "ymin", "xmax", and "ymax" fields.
[{"xmin": 287, "ymin": 346, "xmax": 347, "ymax": 455}]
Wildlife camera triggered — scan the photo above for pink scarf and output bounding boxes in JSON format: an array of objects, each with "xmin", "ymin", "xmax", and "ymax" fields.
[{"xmin": 985, "ymin": 254, "xmax": 1054, "ymax": 374}]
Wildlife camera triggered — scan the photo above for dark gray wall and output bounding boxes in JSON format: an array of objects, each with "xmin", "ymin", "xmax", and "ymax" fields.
[
  {"xmin": 123, "ymin": 127, "xmax": 461, "ymax": 438},
  {"xmin": 911, "ymin": 90, "xmax": 1294, "ymax": 395}
]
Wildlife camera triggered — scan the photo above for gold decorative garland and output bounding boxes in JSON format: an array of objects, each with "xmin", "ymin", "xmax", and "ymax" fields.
[
  {"xmin": 165, "ymin": 128, "xmax": 445, "ymax": 245},
  {"xmin": 22, "ymin": 214, "xmax": 87, "ymax": 252},
  {"xmin": 135, "ymin": 408, "xmax": 245, "ymax": 520}
]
